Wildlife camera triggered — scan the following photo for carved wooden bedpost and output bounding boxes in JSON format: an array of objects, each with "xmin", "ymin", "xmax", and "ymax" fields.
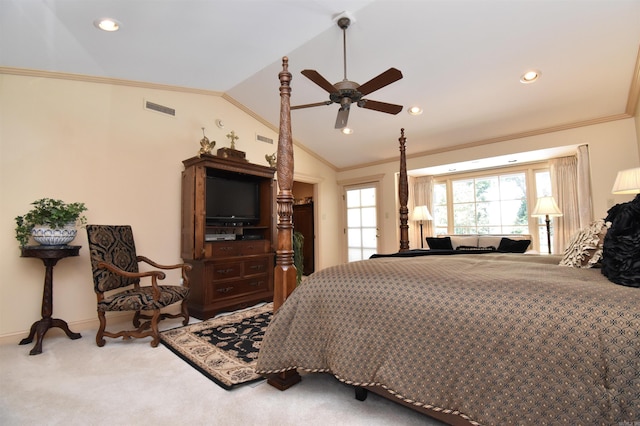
[
  {"xmin": 268, "ymin": 56, "xmax": 302, "ymax": 390},
  {"xmin": 398, "ymin": 128, "xmax": 410, "ymax": 252}
]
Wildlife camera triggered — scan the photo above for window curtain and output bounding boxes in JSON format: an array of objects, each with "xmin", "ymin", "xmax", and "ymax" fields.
[
  {"xmin": 409, "ymin": 176, "xmax": 434, "ymax": 249},
  {"xmin": 550, "ymin": 146, "xmax": 592, "ymax": 253},
  {"xmin": 576, "ymin": 145, "xmax": 593, "ymax": 228}
]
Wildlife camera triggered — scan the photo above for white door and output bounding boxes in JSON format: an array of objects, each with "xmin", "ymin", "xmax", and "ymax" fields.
[{"xmin": 345, "ymin": 184, "xmax": 379, "ymax": 262}]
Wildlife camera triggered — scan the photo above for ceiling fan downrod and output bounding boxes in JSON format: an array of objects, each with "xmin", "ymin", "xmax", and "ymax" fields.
[{"xmin": 338, "ymin": 17, "xmax": 351, "ymax": 82}]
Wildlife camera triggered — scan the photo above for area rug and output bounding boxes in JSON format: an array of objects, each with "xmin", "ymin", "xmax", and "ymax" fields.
[{"xmin": 160, "ymin": 303, "xmax": 272, "ymax": 390}]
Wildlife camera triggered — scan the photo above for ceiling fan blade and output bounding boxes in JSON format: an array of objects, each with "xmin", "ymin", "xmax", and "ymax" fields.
[
  {"xmin": 357, "ymin": 68, "xmax": 403, "ymax": 96},
  {"xmin": 291, "ymin": 101, "xmax": 333, "ymax": 110},
  {"xmin": 334, "ymin": 107, "xmax": 350, "ymax": 129},
  {"xmin": 358, "ymin": 99, "xmax": 403, "ymax": 115},
  {"xmin": 301, "ymin": 69, "xmax": 338, "ymax": 93}
]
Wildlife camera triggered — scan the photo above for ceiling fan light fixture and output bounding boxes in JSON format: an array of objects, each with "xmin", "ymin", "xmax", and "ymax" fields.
[
  {"xmin": 520, "ymin": 70, "xmax": 541, "ymax": 84},
  {"xmin": 408, "ymin": 106, "xmax": 423, "ymax": 116},
  {"xmin": 94, "ymin": 18, "xmax": 121, "ymax": 32},
  {"xmin": 341, "ymin": 128, "xmax": 354, "ymax": 135}
]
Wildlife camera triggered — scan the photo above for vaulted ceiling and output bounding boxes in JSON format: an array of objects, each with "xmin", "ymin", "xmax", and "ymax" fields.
[{"xmin": 2, "ymin": 0, "xmax": 639, "ymax": 170}]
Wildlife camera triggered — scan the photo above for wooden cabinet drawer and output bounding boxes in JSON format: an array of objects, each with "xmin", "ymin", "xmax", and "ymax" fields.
[
  {"xmin": 210, "ymin": 261, "xmax": 242, "ymax": 280},
  {"xmin": 244, "ymin": 257, "xmax": 270, "ymax": 276},
  {"xmin": 204, "ymin": 240, "xmax": 270, "ymax": 257},
  {"xmin": 237, "ymin": 240, "xmax": 270, "ymax": 255},
  {"xmin": 212, "ymin": 276, "xmax": 269, "ymax": 299}
]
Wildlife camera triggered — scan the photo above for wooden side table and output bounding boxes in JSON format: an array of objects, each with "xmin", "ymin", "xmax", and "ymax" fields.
[{"xmin": 19, "ymin": 245, "xmax": 82, "ymax": 355}]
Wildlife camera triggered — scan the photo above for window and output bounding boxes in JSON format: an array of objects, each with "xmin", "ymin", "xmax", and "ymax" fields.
[
  {"xmin": 432, "ymin": 164, "xmax": 550, "ymax": 243},
  {"xmin": 433, "ymin": 182, "xmax": 448, "ymax": 235},
  {"xmin": 451, "ymin": 173, "xmax": 528, "ymax": 234}
]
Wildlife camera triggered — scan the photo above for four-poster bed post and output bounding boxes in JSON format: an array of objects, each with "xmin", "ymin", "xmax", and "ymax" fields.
[
  {"xmin": 398, "ymin": 128, "xmax": 410, "ymax": 252},
  {"xmin": 267, "ymin": 56, "xmax": 301, "ymax": 390},
  {"xmin": 267, "ymin": 57, "xmax": 412, "ymax": 391}
]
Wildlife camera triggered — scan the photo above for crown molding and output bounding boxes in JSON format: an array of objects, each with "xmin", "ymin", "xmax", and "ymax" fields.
[{"xmin": 0, "ymin": 66, "xmax": 223, "ymax": 96}]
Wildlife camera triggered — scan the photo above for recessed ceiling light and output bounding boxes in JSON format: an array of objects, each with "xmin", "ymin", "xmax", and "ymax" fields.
[
  {"xmin": 408, "ymin": 106, "xmax": 423, "ymax": 116},
  {"xmin": 94, "ymin": 18, "xmax": 121, "ymax": 32},
  {"xmin": 341, "ymin": 128, "xmax": 353, "ymax": 135},
  {"xmin": 520, "ymin": 70, "xmax": 541, "ymax": 84}
]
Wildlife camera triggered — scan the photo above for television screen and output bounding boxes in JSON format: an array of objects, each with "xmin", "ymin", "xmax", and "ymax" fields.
[{"xmin": 206, "ymin": 176, "xmax": 260, "ymax": 223}]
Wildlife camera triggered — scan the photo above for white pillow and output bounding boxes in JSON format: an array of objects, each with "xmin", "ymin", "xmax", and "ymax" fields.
[
  {"xmin": 559, "ymin": 219, "xmax": 608, "ymax": 268},
  {"xmin": 450, "ymin": 236, "xmax": 479, "ymax": 249}
]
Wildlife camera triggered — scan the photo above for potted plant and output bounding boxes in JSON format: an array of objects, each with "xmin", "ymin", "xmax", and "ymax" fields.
[{"xmin": 15, "ymin": 198, "xmax": 88, "ymax": 246}]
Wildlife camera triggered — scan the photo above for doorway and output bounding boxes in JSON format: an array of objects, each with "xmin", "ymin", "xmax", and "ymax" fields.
[
  {"xmin": 293, "ymin": 181, "xmax": 315, "ymax": 275},
  {"xmin": 344, "ymin": 183, "xmax": 380, "ymax": 262}
]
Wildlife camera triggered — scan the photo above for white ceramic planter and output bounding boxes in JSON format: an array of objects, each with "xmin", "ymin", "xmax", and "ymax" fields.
[{"xmin": 31, "ymin": 223, "xmax": 77, "ymax": 245}]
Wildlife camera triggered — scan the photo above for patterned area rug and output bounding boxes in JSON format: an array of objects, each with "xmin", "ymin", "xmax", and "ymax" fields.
[{"xmin": 160, "ymin": 303, "xmax": 272, "ymax": 390}]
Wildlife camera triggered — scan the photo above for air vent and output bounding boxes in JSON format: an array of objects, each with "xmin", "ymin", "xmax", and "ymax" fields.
[
  {"xmin": 144, "ymin": 100, "xmax": 175, "ymax": 117},
  {"xmin": 256, "ymin": 134, "xmax": 273, "ymax": 144}
]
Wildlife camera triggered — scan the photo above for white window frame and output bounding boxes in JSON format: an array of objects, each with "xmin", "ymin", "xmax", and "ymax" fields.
[{"xmin": 432, "ymin": 162, "xmax": 550, "ymax": 252}]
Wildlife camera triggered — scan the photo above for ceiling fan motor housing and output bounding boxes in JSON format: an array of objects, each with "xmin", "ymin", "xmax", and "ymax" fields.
[{"xmin": 330, "ymin": 80, "xmax": 362, "ymax": 107}]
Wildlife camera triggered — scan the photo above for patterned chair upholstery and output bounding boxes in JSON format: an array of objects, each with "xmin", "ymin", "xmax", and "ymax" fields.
[{"xmin": 86, "ymin": 225, "xmax": 191, "ymax": 347}]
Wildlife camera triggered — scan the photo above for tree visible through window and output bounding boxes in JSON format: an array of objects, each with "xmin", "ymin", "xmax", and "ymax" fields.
[{"xmin": 430, "ymin": 172, "xmax": 528, "ymax": 235}]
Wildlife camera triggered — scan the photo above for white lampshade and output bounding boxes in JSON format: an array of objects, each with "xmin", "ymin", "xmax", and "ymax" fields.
[
  {"xmin": 531, "ymin": 196, "xmax": 563, "ymax": 217},
  {"xmin": 412, "ymin": 205, "xmax": 433, "ymax": 221},
  {"xmin": 612, "ymin": 167, "xmax": 640, "ymax": 194}
]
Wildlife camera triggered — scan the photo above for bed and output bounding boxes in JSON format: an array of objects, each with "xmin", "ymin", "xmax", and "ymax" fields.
[{"xmin": 256, "ymin": 57, "xmax": 640, "ymax": 425}]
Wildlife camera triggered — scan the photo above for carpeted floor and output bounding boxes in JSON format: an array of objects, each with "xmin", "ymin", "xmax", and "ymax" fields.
[
  {"xmin": 0, "ymin": 305, "xmax": 444, "ymax": 425},
  {"xmin": 160, "ymin": 303, "xmax": 272, "ymax": 389}
]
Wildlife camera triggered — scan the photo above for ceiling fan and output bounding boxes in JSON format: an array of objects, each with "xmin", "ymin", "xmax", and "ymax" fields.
[{"xmin": 292, "ymin": 16, "xmax": 404, "ymax": 129}]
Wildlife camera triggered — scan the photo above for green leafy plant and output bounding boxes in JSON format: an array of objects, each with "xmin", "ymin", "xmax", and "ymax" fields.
[
  {"xmin": 15, "ymin": 198, "xmax": 88, "ymax": 246},
  {"xmin": 293, "ymin": 231, "xmax": 304, "ymax": 285}
]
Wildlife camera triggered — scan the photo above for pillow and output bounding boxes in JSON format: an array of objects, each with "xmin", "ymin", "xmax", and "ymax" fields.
[
  {"xmin": 477, "ymin": 236, "xmax": 505, "ymax": 249},
  {"xmin": 559, "ymin": 219, "xmax": 608, "ymax": 268},
  {"xmin": 497, "ymin": 237, "xmax": 530, "ymax": 253},
  {"xmin": 426, "ymin": 236, "xmax": 453, "ymax": 250},
  {"xmin": 601, "ymin": 195, "xmax": 640, "ymax": 287},
  {"xmin": 450, "ymin": 235, "xmax": 478, "ymax": 249}
]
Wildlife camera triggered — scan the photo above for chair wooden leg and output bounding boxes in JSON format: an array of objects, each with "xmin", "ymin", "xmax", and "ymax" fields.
[
  {"xmin": 133, "ymin": 310, "xmax": 142, "ymax": 328},
  {"xmin": 180, "ymin": 300, "xmax": 189, "ymax": 326},
  {"xmin": 96, "ymin": 311, "xmax": 107, "ymax": 347},
  {"xmin": 149, "ymin": 310, "xmax": 161, "ymax": 348}
]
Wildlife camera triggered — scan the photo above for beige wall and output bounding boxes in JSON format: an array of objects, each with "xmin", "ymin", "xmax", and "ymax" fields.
[
  {"xmin": 2, "ymin": 71, "xmax": 638, "ymax": 341},
  {"xmin": 0, "ymin": 73, "xmax": 340, "ymax": 340},
  {"xmin": 337, "ymin": 118, "xmax": 640, "ymax": 255}
]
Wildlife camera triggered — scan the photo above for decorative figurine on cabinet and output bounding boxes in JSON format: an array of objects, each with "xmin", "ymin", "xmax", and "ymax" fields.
[
  {"xmin": 265, "ymin": 152, "xmax": 277, "ymax": 168},
  {"xmin": 198, "ymin": 128, "xmax": 215, "ymax": 156}
]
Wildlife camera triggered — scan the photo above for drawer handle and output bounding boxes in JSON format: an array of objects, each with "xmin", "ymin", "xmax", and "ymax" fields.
[
  {"xmin": 218, "ymin": 246, "xmax": 233, "ymax": 251},
  {"xmin": 217, "ymin": 286, "xmax": 234, "ymax": 293},
  {"xmin": 248, "ymin": 281, "xmax": 264, "ymax": 287},
  {"xmin": 216, "ymin": 268, "xmax": 235, "ymax": 274},
  {"xmin": 249, "ymin": 264, "xmax": 265, "ymax": 271}
]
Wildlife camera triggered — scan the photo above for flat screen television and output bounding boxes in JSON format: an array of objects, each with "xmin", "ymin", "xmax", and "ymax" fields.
[{"xmin": 206, "ymin": 176, "xmax": 260, "ymax": 224}]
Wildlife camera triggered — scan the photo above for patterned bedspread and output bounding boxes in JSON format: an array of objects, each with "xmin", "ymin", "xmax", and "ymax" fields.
[{"xmin": 256, "ymin": 254, "xmax": 640, "ymax": 425}]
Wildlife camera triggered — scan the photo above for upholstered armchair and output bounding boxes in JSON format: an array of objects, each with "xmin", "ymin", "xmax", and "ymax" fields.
[{"xmin": 86, "ymin": 225, "xmax": 191, "ymax": 347}]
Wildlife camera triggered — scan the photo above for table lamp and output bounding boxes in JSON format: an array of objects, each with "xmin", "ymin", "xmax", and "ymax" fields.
[
  {"xmin": 531, "ymin": 196, "xmax": 563, "ymax": 254},
  {"xmin": 611, "ymin": 167, "xmax": 640, "ymax": 195},
  {"xmin": 412, "ymin": 205, "xmax": 433, "ymax": 248}
]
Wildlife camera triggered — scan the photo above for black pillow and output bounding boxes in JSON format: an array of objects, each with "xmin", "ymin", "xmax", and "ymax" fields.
[
  {"xmin": 497, "ymin": 237, "xmax": 530, "ymax": 253},
  {"xmin": 426, "ymin": 236, "xmax": 453, "ymax": 250},
  {"xmin": 601, "ymin": 194, "xmax": 640, "ymax": 287}
]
